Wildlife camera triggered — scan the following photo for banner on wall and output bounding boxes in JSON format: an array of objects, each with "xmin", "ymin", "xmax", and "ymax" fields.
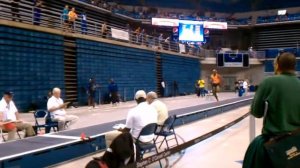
[
  {"xmin": 111, "ymin": 28, "xmax": 129, "ymax": 41},
  {"xmin": 179, "ymin": 43, "xmax": 186, "ymax": 53},
  {"xmin": 152, "ymin": 18, "xmax": 179, "ymax": 27},
  {"xmin": 203, "ymin": 21, "xmax": 227, "ymax": 29}
]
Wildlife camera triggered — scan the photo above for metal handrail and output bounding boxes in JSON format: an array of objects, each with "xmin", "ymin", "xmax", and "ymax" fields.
[{"xmin": 201, "ymin": 48, "xmax": 266, "ymax": 59}]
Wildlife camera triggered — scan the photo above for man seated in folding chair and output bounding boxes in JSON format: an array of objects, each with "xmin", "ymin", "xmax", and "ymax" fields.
[
  {"xmin": 105, "ymin": 90, "xmax": 158, "ymax": 146},
  {"xmin": 146, "ymin": 91, "xmax": 168, "ymax": 126},
  {"xmin": 47, "ymin": 87, "xmax": 79, "ymax": 131},
  {"xmin": 0, "ymin": 91, "xmax": 35, "ymax": 141}
]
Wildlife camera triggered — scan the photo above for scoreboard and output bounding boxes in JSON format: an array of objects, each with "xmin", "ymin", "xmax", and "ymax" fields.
[{"xmin": 217, "ymin": 53, "xmax": 249, "ymax": 67}]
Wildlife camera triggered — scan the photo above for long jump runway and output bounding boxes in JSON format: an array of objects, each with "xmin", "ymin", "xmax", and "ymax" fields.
[
  {"xmin": 0, "ymin": 95, "xmax": 253, "ymax": 168},
  {"xmin": 55, "ymin": 95, "xmax": 252, "ymax": 137}
]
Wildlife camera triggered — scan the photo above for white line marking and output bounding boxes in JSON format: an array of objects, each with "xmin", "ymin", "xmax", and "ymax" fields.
[
  {"xmin": 0, "ymin": 139, "xmax": 80, "ymax": 161},
  {"xmin": 176, "ymin": 98, "xmax": 253, "ymax": 117},
  {"xmin": 41, "ymin": 134, "xmax": 80, "ymax": 140}
]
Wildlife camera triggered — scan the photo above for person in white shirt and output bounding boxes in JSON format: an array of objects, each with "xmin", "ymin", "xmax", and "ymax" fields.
[
  {"xmin": 47, "ymin": 88, "xmax": 79, "ymax": 130},
  {"xmin": 243, "ymin": 80, "xmax": 248, "ymax": 96},
  {"xmin": 0, "ymin": 91, "xmax": 35, "ymax": 141},
  {"xmin": 105, "ymin": 90, "xmax": 157, "ymax": 146},
  {"xmin": 147, "ymin": 91, "xmax": 168, "ymax": 125},
  {"xmin": 122, "ymin": 90, "xmax": 157, "ymax": 142},
  {"xmin": 160, "ymin": 79, "xmax": 165, "ymax": 97}
]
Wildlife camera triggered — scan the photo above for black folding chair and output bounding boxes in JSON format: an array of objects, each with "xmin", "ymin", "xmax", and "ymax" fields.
[
  {"xmin": 34, "ymin": 110, "xmax": 59, "ymax": 134},
  {"xmin": 155, "ymin": 115, "xmax": 179, "ymax": 149},
  {"xmin": 135, "ymin": 123, "xmax": 162, "ymax": 168}
]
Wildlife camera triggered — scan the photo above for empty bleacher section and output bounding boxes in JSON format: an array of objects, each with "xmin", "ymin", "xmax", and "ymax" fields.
[
  {"xmin": 264, "ymin": 60, "xmax": 275, "ymax": 73},
  {"xmin": 254, "ymin": 24, "xmax": 300, "ymax": 49},
  {"xmin": 76, "ymin": 39, "xmax": 157, "ymax": 104},
  {"xmin": 64, "ymin": 37, "xmax": 78, "ymax": 103},
  {"xmin": 161, "ymin": 54, "xmax": 200, "ymax": 96},
  {"xmin": 0, "ymin": 23, "xmax": 201, "ymax": 110},
  {"xmin": 264, "ymin": 48, "xmax": 300, "ymax": 73},
  {"xmin": 0, "ymin": 25, "xmax": 65, "ymax": 111}
]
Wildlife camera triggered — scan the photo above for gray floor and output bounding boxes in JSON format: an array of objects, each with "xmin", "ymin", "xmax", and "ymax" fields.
[
  {"xmin": 52, "ymin": 105, "xmax": 262, "ymax": 168},
  {"xmin": 2, "ymin": 92, "xmax": 257, "ymax": 168}
]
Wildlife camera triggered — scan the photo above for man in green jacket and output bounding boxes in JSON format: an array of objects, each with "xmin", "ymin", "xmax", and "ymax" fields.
[{"xmin": 243, "ymin": 52, "xmax": 300, "ymax": 168}]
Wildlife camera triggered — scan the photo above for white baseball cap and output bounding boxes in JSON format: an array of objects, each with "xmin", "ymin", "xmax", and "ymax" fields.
[{"xmin": 135, "ymin": 90, "xmax": 146, "ymax": 100}]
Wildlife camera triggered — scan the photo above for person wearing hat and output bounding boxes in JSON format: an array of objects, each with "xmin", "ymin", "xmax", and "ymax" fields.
[
  {"xmin": 146, "ymin": 91, "xmax": 168, "ymax": 125},
  {"xmin": 0, "ymin": 91, "xmax": 36, "ymax": 141},
  {"xmin": 122, "ymin": 90, "xmax": 157, "ymax": 142},
  {"xmin": 105, "ymin": 90, "xmax": 157, "ymax": 146}
]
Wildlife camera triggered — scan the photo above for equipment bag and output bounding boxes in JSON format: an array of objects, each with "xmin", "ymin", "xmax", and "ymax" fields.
[{"xmin": 264, "ymin": 128, "xmax": 300, "ymax": 168}]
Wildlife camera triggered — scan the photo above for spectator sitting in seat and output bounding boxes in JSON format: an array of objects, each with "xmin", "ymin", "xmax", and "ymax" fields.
[
  {"xmin": 105, "ymin": 90, "xmax": 157, "ymax": 146},
  {"xmin": 120, "ymin": 90, "xmax": 157, "ymax": 141},
  {"xmin": 47, "ymin": 87, "xmax": 79, "ymax": 130},
  {"xmin": 0, "ymin": 91, "xmax": 36, "ymax": 141},
  {"xmin": 146, "ymin": 91, "xmax": 168, "ymax": 125}
]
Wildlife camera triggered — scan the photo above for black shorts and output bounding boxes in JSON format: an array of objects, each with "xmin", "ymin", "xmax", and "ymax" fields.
[{"xmin": 212, "ymin": 83, "xmax": 219, "ymax": 87}]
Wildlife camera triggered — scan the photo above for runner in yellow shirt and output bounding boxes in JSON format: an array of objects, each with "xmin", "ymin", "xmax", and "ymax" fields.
[{"xmin": 198, "ymin": 79, "xmax": 205, "ymax": 97}]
